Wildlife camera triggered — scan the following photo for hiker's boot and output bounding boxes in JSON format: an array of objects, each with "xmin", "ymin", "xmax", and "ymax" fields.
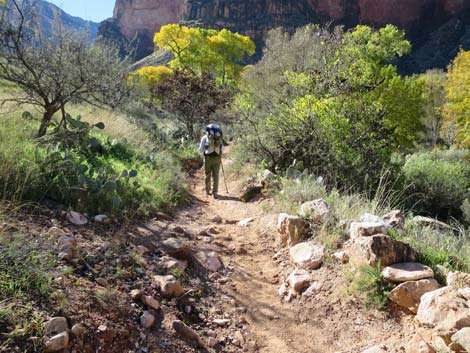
[
  {"xmin": 206, "ymin": 190, "xmax": 212, "ymax": 196},
  {"xmin": 213, "ymin": 193, "xmax": 218, "ymax": 199}
]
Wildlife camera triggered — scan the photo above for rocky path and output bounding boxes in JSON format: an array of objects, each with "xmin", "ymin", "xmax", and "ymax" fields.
[{"xmin": 168, "ymin": 165, "xmax": 414, "ymax": 353}]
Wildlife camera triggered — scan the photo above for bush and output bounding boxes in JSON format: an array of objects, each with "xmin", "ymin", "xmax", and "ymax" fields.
[
  {"xmin": 0, "ymin": 112, "xmax": 187, "ymax": 217},
  {"xmin": 402, "ymin": 151, "xmax": 470, "ymax": 219}
]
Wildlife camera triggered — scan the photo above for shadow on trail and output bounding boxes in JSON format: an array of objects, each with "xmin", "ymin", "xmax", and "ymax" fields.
[{"xmin": 215, "ymin": 195, "xmax": 240, "ymax": 202}]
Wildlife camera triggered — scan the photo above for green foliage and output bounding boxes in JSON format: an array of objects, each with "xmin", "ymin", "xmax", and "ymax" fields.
[
  {"xmin": 402, "ymin": 151, "xmax": 470, "ymax": 219},
  {"xmin": 234, "ymin": 24, "xmax": 424, "ymax": 191},
  {"xmin": 350, "ymin": 262, "xmax": 392, "ymax": 310}
]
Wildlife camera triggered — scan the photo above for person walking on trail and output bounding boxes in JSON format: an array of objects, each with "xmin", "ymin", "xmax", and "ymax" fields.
[{"xmin": 198, "ymin": 124, "xmax": 224, "ymax": 199}]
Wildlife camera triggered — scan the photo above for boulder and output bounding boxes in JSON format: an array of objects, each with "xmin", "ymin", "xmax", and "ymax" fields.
[
  {"xmin": 451, "ymin": 327, "xmax": 470, "ymax": 352},
  {"xmin": 66, "ymin": 211, "xmax": 87, "ymax": 226},
  {"xmin": 348, "ymin": 234, "xmax": 416, "ymax": 268},
  {"xmin": 412, "ymin": 216, "xmax": 452, "ymax": 230},
  {"xmin": 302, "ymin": 282, "xmax": 323, "ymax": 298},
  {"xmin": 194, "ymin": 251, "xmax": 223, "ymax": 272},
  {"xmin": 360, "ymin": 213, "xmax": 386, "ymax": 224},
  {"xmin": 44, "ymin": 317, "xmax": 68, "ymax": 338},
  {"xmin": 287, "ymin": 269, "xmax": 311, "ymax": 293},
  {"xmin": 44, "ymin": 332, "xmax": 70, "ymax": 352},
  {"xmin": 408, "ymin": 331, "xmax": 436, "ymax": 353},
  {"xmin": 289, "ymin": 242, "xmax": 324, "ymax": 270},
  {"xmin": 140, "ymin": 311, "xmax": 155, "ymax": 329},
  {"xmin": 298, "ymin": 199, "xmax": 331, "ymax": 223},
  {"xmin": 277, "ymin": 213, "xmax": 308, "ymax": 247},
  {"xmin": 383, "ymin": 210, "xmax": 405, "ymax": 228},
  {"xmin": 349, "ymin": 221, "xmax": 386, "ymax": 239},
  {"xmin": 160, "ymin": 256, "xmax": 188, "ymax": 272},
  {"xmin": 153, "ymin": 275, "xmax": 184, "ymax": 297},
  {"xmin": 417, "ymin": 286, "xmax": 470, "ymax": 347},
  {"xmin": 332, "ymin": 250, "xmax": 349, "ymax": 263},
  {"xmin": 172, "ymin": 320, "xmax": 205, "ymax": 348},
  {"xmin": 388, "ymin": 279, "xmax": 440, "ymax": 313},
  {"xmin": 382, "ymin": 263, "xmax": 434, "ymax": 283},
  {"xmin": 447, "ymin": 271, "xmax": 470, "ymax": 289}
]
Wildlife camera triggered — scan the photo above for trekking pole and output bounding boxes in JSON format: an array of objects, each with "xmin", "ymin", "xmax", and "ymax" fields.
[{"xmin": 220, "ymin": 158, "xmax": 229, "ymax": 194}]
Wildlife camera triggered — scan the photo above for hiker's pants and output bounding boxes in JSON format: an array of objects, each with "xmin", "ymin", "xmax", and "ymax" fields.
[{"xmin": 204, "ymin": 155, "xmax": 221, "ymax": 194}]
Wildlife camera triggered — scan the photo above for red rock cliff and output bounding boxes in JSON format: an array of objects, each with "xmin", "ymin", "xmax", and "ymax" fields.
[{"xmin": 102, "ymin": 0, "xmax": 470, "ymax": 71}]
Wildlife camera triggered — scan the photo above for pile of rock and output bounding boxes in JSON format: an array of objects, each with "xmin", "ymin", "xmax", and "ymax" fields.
[{"xmin": 277, "ymin": 199, "xmax": 329, "ymax": 300}]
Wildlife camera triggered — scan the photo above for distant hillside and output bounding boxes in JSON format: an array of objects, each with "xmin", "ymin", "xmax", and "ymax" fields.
[{"xmin": 7, "ymin": 0, "xmax": 99, "ymax": 42}]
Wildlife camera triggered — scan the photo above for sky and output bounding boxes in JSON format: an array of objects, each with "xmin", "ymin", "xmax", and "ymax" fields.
[{"xmin": 46, "ymin": 0, "xmax": 116, "ymax": 23}]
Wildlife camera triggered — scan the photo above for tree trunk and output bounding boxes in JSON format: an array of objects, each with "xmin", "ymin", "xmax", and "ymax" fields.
[{"xmin": 37, "ymin": 108, "xmax": 55, "ymax": 137}]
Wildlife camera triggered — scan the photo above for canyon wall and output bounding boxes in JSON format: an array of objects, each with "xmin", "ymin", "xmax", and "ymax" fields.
[{"xmin": 99, "ymin": 0, "xmax": 470, "ymax": 72}]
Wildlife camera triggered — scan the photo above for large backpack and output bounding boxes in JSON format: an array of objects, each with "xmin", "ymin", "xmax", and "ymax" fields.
[{"xmin": 205, "ymin": 124, "xmax": 223, "ymax": 155}]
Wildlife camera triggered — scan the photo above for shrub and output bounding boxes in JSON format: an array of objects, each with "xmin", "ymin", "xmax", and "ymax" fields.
[{"xmin": 402, "ymin": 152, "xmax": 470, "ymax": 219}]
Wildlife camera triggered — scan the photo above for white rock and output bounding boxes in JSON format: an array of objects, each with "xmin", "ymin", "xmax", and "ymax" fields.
[
  {"xmin": 412, "ymin": 216, "xmax": 452, "ymax": 230},
  {"xmin": 212, "ymin": 318, "xmax": 230, "ymax": 326},
  {"xmin": 447, "ymin": 271, "xmax": 470, "ymax": 288},
  {"xmin": 383, "ymin": 210, "xmax": 405, "ymax": 228},
  {"xmin": 289, "ymin": 242, "xmax": 324, "ymax": 270},
  {"xmin": 237, "ymin": 218, "xmax": 254, "ymax": 227},
  {"xmin": 160, "ymin": 256, "xmax": 188, "ymax": 272},
  {"xmin": 360, "ymin": 213, "xmax": 386, "ymax": 225},
  {"xmin": 349, "ymin": 221, "xmax": 385, "ymax": 239},
  {"xmin": 46, "ymin": 227, "xmax": 66, "ymax": 237},
  {"xmin": 287, "ymin": 269, "xmax": 311, "ymax": 293},
  {"xmin": 333, "ymin": 251, "xmax": 349, "ymax": 263},
  {"xmin": 451, "ymin": 327, "xmax": 470, "ymax": 352},
  {"xmin": 94, "ymin": 214, "xmax": 109, "ymax": 223},
  {"xmin": 382, "ymin": 263, "xmax": 434, "ymax": 283},
  {"xmin": 44, "ymin": 332, "xmax": 69, "ymax": 352},
  {"xmin": 153, "ymin": 275, "xmax": 184, "ymax": 297},
  {"xmin": 278, "ymin": 283, "xmax": 288, "ymax": 298},
  {"xmin": 71, "ymin": 324, "xmax": 86, "ymax": 337},
  {"xmin": 361, "ymin": 346, "xmax": 387, "ymax": 353},
  {"xmin": 66, "ymin": 211, "xmax": 87, "ymax": 226},
  {"xmin": 299, "ymin": 199, "xmax": 331, "ymax": 222}
]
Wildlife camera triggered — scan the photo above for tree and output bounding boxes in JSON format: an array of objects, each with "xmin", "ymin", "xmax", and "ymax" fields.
[
  {"xmin": 154, "ymin": 70, "xmax": 232, "ymax": 139},
  {"xmin": 234, "ymin": 24, "xmax": 424, "ymax": 190},
  {"xmin": 418, "ymin": 69, "xmax": 446, "ymax": 147},
  {"xmin": 129, "ymin": 65, "xmax": 173, "ymax": 100},
  {"xmin": 0, "ymin": 0, "xmax": 130, "ymax": 137},
  {"xmin": 154, "ymin": 24, "xmax": 255, "ymax": 84},
  {"xmin": 443, "ymin": 49, "xmax": 470, "ymax": 147}
]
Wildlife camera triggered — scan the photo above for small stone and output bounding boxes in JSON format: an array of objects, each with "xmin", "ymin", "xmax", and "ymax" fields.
[
  {"xmin": 130, "ymin": 289, "xmax": 143, "ymax": 301},
  {"xmin": 140, "ymin": 311, "xmax": 155, "ymax": 329},
  {"xmin": 96, "ymin": 278, "xmax": 109, "ymax": 287},
  {"xmin": 208, "ymin": 337, "xmax": 218, "ymax": 348},
  {"xmin": 302, "ymin": 282, "xmax": 323, "ymax": 298},
  {"xmin": 361, "ymin": 346, "xmax": 387, "ymax": 353},
  {"xmin": 237, "ymin": 218, "xmax": 254, "ymax": 227},
  {"xmin": 382, "ymin": 210, "xmax": 405, "ymax": 228},
  {"xmin": 232, "ymin": 331, "xmax": 245, "ymax": 347},
  {"xmin": 142, "ymin": 295, "xmax": 160, "ymax": 310},
  {"xmin": 172, "ymin": 320, "xmax": 204, "ymax": 347},
  {"xmin": 211, "ymin": 215, "xmax": 223, "ymax": 224},
  {"xmin": 388, "ymin": 279, "xmax": 440, "ymax": 313},
  {"xmin": 194, "ymin": 251, "xmax": 223, "ymax": 272},
  {"xmin": 153, "ymin": 275, "xmax": 184, "ymax": 297},
  {"xmin": 94, "ymin": 214, "xmax": 108, "ymax": 223},
  {"xmin": 44, "ymin": 332, "xmax": 69, "ymax": 352},
  {"xmin": 277, "ymin": 213, "xmax": 308, "ymax": 247},
  {"xmin": 349, "ymin": 221, "xmax": 385, "ymax": 239},
  {"xmin": 287, "ymin": 269, "xmax": 311, "ymax": 293},
  {"xmin": 278, "ymin": 283, "xmax": 288, "ymax": 299},
  {"xmin": 160, "ymin": 256, "xmax": 188, "ymax": 271},
  {"xmin": 212, "ymin": 319, "xmax": 230, "ymax": 327},
  {"xmin": 71, "ymin": 324, "xmax": 86, "ymax": 337},
  {"xmin": 289, "ymin": 242, "xmax": 324, "ymax": 270},
  {"xmin": 46, "ymin": 227, "xmax": 67, "ymax": 237},
  {"xmin": 58, "ymin": 236, "xmax": 76, "ymax": 261},
  {"xmin": 162, "ymin": 238, "xmax": 191, "ymax": 257},
  {"xmin": 66, "ymin": 211, "xmax": 88, "ymax": 226},
  {"xmin": 382, "ymin": 263, "xmax": 434, "ymax": 283},
  {"xmin": 333, "ymin": 251, "xmax": 349, "ymax": 263},
  {"xmin": 408, "ymin": 331, "xmax": 435, "ymax": 353},
  {"xmin": 44, "ymin": 317, "xmax": 68, "ymax": 337}
]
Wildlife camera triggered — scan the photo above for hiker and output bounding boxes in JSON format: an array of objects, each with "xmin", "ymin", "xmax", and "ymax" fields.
[{"xmin": 198, "ymin": 124, "xmax": 224, "ymax": 199}]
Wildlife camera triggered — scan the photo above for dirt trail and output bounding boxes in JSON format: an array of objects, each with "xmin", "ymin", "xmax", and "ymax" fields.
[{"xmin": 170, "ymin": 162, "xmax": 414, "ymax": 353}]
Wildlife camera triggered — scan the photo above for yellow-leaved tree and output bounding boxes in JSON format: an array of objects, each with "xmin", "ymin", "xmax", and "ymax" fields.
[
  {"xmin": 129, "ymin": 65, "xmax": 173, "ymax": 99},
  {"xmin": 442, "ymin": 49, "xmax": 470, "ymax": 147},
  {"xmin": 154, "ymin": 24, "xmax": 255, "ymax": 84}
]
